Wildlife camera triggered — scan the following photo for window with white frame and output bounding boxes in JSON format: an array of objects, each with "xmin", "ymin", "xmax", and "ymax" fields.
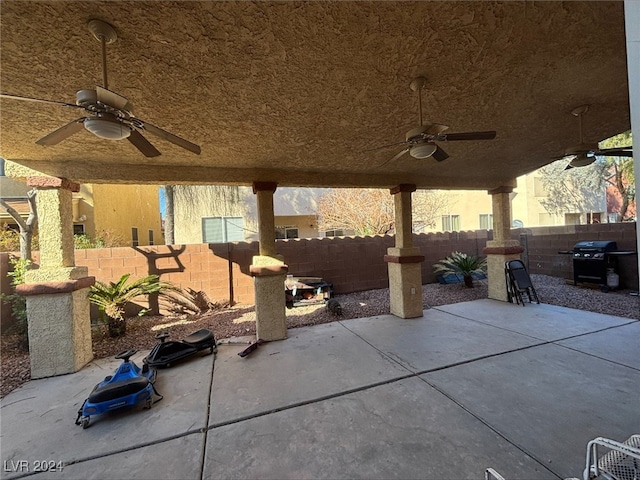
[
  {"xmin": 275, "ymin": 226, "xmax": 299, "ymax": 239},
  {"xmin": 479, "ymin": 213, "xmax": 493, "ymax": 230},
  {"xmin": 324, "ymin": 229, "xmax": 344, "ymax": 237},
  {"xmin": 441, "ymin": 214, "xmax": 460, "ymax": 232},
  {"xmin": 202, "ymin": 217, "xmax": 245, "ymax": 243}
]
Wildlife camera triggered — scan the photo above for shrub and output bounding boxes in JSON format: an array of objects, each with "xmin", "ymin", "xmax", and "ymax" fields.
[
  {"xmin": 74, "ymin": 229, "xmax": 127, "ymax": 249},
  {"xmin": 433, "ymin": 251, "xmax": 487, "ymax": 288},
  {"xmin": 0, "ymin": 227, "xmax": 39, "ymax": 253},
  {"xmin": 1, "ymin": 256, "xmax": 32, "ymax": 349},
  {"xmin": 89, "ymin": 274, "xmax": 179, "ymax": 337}
]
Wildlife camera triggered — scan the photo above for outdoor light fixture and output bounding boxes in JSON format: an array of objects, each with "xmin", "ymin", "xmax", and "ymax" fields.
[
  {"xmin": 84, "ymin": 116, "xmax": 131, "ymax": 140},
  {"xmin": 568, "ymin": 152, "xmax": 596, "ymax": 168},
  {"xmin": 410, "ymin": 142, "xmax": 437, "ymax": 159}
]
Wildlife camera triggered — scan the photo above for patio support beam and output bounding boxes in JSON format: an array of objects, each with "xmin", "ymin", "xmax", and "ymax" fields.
[
  {"xmin": 17, "ymin": 176, "xmax": 94, "ymax": 378},
  {"xmin": 249, "ymin": 181, "xmax": 288, "ymax": 341},
  {"xmin": 384, "ymin": 184, "xmax": 424, "ymax": 319},
  {"xmin": 483, "ymin": 186, "xmax": 523, "ymax": 302},
  {"xmin": 625, "ymin": 0, "xmax": 640, "ymax": 294}
]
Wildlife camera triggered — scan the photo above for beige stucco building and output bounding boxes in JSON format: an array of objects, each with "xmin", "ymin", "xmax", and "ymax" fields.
[
  {"xmin": 421, "ymin": 169, "xmax": 608, "ymax": 233},
  {"xmin": 1, "ymin": 170, "xmax": 162, "ymax": 248},
  {"xmin": 172, "ymin": 186, "xmax": 332, "ymax": 244}
]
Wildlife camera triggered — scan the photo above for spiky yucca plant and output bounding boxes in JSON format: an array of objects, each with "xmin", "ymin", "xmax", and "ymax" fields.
[
  {"xmin": 89, "ymin": 274, "xmax": 176, "ymax": 337},
  {"xmin": 433, "ymin": 251, "xmax": 487, "ymax": 288}
]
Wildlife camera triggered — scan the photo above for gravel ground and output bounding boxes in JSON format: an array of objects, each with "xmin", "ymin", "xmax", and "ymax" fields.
[{"xmin": 1, "ymin": 274, "xmax": 638, "ymax": 398}]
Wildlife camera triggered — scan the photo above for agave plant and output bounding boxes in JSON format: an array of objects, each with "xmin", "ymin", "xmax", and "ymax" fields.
[
  {"xmin": 433, "ymin": 251, "xmax": 487, "ymax": 288},
  {"xmin": 89, "ymin": 274, "xmax": 177, "ymax": 337}
]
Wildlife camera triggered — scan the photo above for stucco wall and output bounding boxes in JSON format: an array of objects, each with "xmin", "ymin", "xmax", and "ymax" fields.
[{"xmin": 92, "ymin": 184, "xmax": 163, "ymax": 246}]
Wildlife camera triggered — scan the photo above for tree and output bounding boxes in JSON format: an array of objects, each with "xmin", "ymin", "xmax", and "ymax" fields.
[
  {"xmin": 163, "ymin": 185, "xmax": 175, "ymax": 245},
  {"xmin": 412, "ymin": 190, "xmax": 451, "ymax": 231},
  {"xmin": 538, "ymin": 161, "xmax": 606, "ymax": 219},
  {"xmin": 317, "ymin": 189, "xmax": 395, "ymax": 236},
  {"xmin": 0, "ymin": 189, "xmax": 38, "ymax": 261},
  {"xmin": 599, "ymin": 131, "xmax": 635, "ymax": 221}
]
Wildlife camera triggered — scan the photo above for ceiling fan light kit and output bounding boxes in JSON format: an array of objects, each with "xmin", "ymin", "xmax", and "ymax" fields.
[
  {"xmin": 84, "ymin": 116, "xmax": 131, "ymax": 140},
  {"xmin": 410, "ymin": 143, "xmax": 437, "ymax": 159},
  {"xmin": 0, "ymin": 19, "xmax": 201, "ymax": 157},
  {"xmin": 370, "ymin": 76, "xmax": 496, "ymax": 167}
]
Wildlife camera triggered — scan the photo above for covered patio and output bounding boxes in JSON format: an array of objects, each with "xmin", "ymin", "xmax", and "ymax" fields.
[
  {"xmin": 1, "ymin": 300, "xmax": 638, "ymax": 479},
  {"xmin": 0, "ymin": 1, "xmax": 639, "ymax": 378}
]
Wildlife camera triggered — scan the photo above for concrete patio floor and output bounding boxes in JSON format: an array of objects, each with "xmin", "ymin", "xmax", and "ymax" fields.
[{"xmin": 1, "ymin": 299, "xmax": 638, "ymax": 480}]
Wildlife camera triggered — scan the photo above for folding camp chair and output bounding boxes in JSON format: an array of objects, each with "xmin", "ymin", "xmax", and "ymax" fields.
[{"xmin": 505, "ymin": 259, "xmax": 540, "ymax": 306}]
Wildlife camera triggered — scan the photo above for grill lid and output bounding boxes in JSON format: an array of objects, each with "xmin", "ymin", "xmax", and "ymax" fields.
[{"xmin": 573, "ymin": 241, "xmax": 618, "ymax": 253}]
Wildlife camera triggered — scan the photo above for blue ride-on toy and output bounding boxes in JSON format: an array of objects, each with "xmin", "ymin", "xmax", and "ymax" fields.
[{"xmin": 75, "ymin": 349, "xmax": 160, "ymax": 429}]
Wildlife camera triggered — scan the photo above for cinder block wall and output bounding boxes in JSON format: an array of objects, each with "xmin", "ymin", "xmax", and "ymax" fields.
[
  {"xmin": 2, "ymin": 222, "xmax": 637, "ymax": 327},
  {"xmin": 512, "ymin": 223, "xmax": 638, "ymax": 287}
]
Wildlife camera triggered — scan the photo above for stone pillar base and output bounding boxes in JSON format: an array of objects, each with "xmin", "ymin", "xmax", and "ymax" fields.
[
  {"xmin": 18, "ymin": 276, "xmax": 95, "ymax": 379},
  {"xmin": 483, "ymin": 242, "xmax": 524, "ymax": 302},
  {"xmin": 250, "ymin": 256, "xmax": 288, "ymax": 341},
  {"xmin": 385, "ymin": 247, "xmax": 425, "ymax": 319}
]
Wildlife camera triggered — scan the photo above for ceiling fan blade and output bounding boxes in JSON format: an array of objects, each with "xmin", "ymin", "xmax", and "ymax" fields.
[
  {"xmin": 595, "ymin": 147, "xmax": 633, "ymax": 158},
  {"xmin": 377, "ymin": 147, "xmax": 409, "ymax": 168},
  {"xmin": 1, "ymin": 93, "xmax": 81, "ymax": 109},
  {"xmin": 442, "ymin": 131, "xmax": 497, "ymax": 141},
  {"xmin": 363, "ymin": 140, "xmax": 409, "ymax": 153},
  {"xmin": 35, "ymin": 118, "xmax": 86, "ymax": 145},
  {"xmin": 127, "ymin": 130, "xmax": 161, "ymax": 157},
  {"xmin": 141, "ymin": 121, "xmax": 201, "ymax": 154},
  {"xmin": 96, "ymin": 86, "xmax": 129, "ymax": 110},
  {"xmin": 432, "ymin": 145, "xmax": 449, "ymax": 162}
]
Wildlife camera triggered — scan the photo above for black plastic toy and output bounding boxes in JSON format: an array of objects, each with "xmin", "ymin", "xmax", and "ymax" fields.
[{"xmin": 143, "ymin": 329, "xmax": 216, "ymax": 368}]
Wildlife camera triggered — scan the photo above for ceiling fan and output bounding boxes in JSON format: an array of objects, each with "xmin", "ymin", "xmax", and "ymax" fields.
[
  {"xmin": 367, "ymin": 76, "xmax": 496, "ymax": 167},
  {"xmin": 0, "ymin": 19, "xmax": 200, "ymax": 158},
  {"xmin": 555, "ymin": 105, "xmax": 632, "ymax": 170}
]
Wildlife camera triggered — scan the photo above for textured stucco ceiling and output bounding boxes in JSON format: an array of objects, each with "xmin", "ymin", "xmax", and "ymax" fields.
[{"xmin": 0, "ymin": 1, "xmax": 630, "ymax": 190}]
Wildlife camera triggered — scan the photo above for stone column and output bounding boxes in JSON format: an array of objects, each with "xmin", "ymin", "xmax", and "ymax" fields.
[
  {"xmin": 483, "ymin": 186, "xmax": 523, "ymax": 301},
  {"xmin": 384, "ymin": 184, "xmax": 424, "ymax": 318},
  {"xmin": 249, "ymin": 182, "xmax": 288, "ymax": 341},
  {"xmin": 16, "ymin": 177, "xmax": 94, "ymax": 378}
]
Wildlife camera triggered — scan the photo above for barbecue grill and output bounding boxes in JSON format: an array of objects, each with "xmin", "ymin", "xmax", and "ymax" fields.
[{"xmin": 567, "ymin": 241, "xmax": 635, "ymax": 289}]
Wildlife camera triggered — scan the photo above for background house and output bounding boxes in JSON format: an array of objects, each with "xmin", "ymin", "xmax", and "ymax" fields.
[
  {"xmin": 170, "ymin": 166, "xmax": 610, "ymax": 244},
  {"xmin": 171, "ymin": 186, "xmax": 338, "ymax": 244},
  {"xmin": 1, "ymin": 161, "xmax": 163, "ymax": 248}
]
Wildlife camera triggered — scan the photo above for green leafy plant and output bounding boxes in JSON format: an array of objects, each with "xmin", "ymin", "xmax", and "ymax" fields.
[
  {"xmin": 1, "ymin": 255, "xmax": 32, "ymax": 349},
  {"xmin": 89, "ymin": 274, "xmax": 177, "ymax": 337},
  {"xmin": 433, "ymin": 251, "xmax": 487, "ymax": 288}
]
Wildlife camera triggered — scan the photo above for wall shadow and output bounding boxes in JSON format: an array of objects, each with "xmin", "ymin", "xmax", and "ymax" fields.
[{"xmin": 134, "ymin": 245, "xmax": 187, "ymax": 314}]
